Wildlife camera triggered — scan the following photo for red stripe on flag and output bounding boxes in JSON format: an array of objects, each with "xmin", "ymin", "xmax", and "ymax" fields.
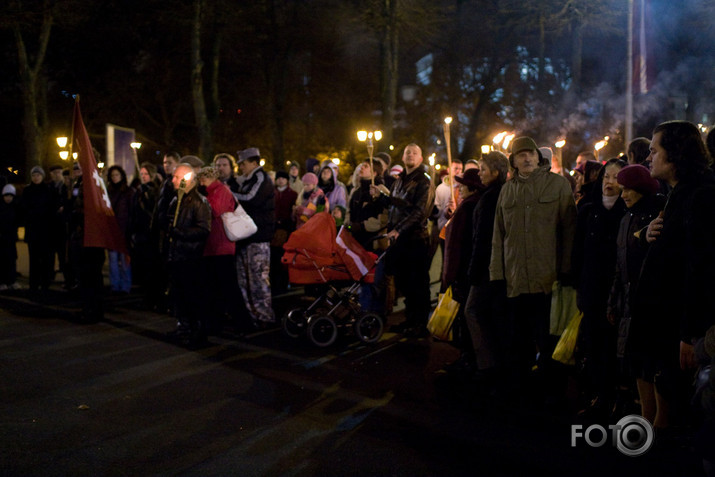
[{"xmin": 73, "ymin": 99, "xmax": 129, "ymax": 254}]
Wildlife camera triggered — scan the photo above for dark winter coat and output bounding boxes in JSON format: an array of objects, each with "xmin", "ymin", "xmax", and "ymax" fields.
[
  {"xmin": 443, "ymin": 191, "xmax": 482, "ymax": 300},
  {"xmin": 21, "ymin": 182, "xmax": 59, "ymax": 243},
  {"xmin": 382, "ymin": 165, "xmax": 434, "ymax": 241},
  {"xmin": 572, "ymin": 196, "xmax": 627, "ymax": 313},
  {"xmin": 166, "ymin": 187, "xmax": 211, "ymax": 262},
  {"xmin": 347, "ymin": 177, "xmax": 388, "ymax": 249},
  {"xmin": 630, "ymin": 172, "xmax": 715, "ymax": 366},
  {"xmin": 108, "ymin": 183, "xmax": 135, "ymax": 240},
  {"xmin": 468, "ymin": 182, "xmax": 502, "ymax": 286},
  {"xmin": 235, "ymin": 166, "xmax": 275, "ymax": 245},
  {"xmin": 607, "ymin": 193, "xmax": 666, "ymax": 320}
]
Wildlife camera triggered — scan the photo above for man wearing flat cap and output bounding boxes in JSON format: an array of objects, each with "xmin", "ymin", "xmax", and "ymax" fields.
[
  {"xmin": 234, "ymin": 147, "xmax": 276, "ymax": 328},
  {"xmin": 489, "ymin": 136, "xmax": 576, "ymax": 397}
]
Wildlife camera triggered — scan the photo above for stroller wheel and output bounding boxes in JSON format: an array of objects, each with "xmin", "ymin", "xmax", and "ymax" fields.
[
  {"xmin": 282, "ymin": 308, "xmax": 307, "ymax": 338},
  {"xmin": 354, "ymin": 312, "xmax": 384, "ymax": 343},
  {"xmin": 307, "ymin": 315, "xmax": 338, "ymax": 347}
]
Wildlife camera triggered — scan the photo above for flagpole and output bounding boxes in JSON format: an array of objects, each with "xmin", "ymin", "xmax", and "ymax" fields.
[
  {"xmin": 70, "ymin": 95, "xmax": 79, "ymax": 168},
  {"xmin": 625, "ymin": 0, "xmax": 634, "ymax": 145}
]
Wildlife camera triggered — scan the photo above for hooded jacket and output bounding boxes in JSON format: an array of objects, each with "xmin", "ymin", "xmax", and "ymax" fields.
[
  {"xmin": 318, "ymin": 162, "xmax": 347, "ymax": 211},
  {"xmin": 490, "ymin": 160, "xmax": 577, "ymax": 298}
]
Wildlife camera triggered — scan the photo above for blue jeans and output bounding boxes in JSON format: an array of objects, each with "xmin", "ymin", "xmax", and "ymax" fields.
[{"xmin": 108, "ymin": 251, "xmax": 132, "ymax": 293}]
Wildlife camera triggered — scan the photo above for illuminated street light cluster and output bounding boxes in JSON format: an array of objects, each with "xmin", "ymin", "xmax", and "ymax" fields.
[
  {"xmin": 357, "ymin": 129, "xmax": 383, "ymax": 185},
  {"xmin": 56, "ymin": 136, "xmax": 77, "ymax": 161}
]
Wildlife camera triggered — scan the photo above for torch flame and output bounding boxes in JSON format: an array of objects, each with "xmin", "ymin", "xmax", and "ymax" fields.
[
  {"xmin": 444, "ymin": 117, "xmax": 453, "ymax": 125},
  {"xmin": 493, "ymin": 131, "xmax": 507, "ymax": 144},
  {"xmin": 555, "ymin": 139, "xmax": 566, "ymax": 148},
  {"xmin": 503, "ymin": 133, "xmax": 515, "ymax": 150},
  {"xmin": 183, "ymin": 172, "xmax": 193, "ymax": 181},
  {"xmin": 594, "ymin": 140, "xmax": 607, "ymax": 151}
]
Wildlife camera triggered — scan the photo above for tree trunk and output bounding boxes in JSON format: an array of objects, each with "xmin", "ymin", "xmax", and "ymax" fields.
[
  {"xmin": 380, "ymin": 0, "xmax": 398, "ymax": 148},
  {"xmin": 13, "ymin": 8, "xmax": 52, "ymax": 177},
  {"xmin": 191, "ymin": 0, "xmax": 213, "ymax": 161}
]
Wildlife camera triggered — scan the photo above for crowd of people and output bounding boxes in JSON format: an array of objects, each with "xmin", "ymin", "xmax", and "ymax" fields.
[{"xmin": 1, "ymin": 120, "xmax": 714, "ymax": 468}]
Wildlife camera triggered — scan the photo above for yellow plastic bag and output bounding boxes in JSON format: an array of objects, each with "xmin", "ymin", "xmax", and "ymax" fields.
[
  {"xmin": 552, "ymin": 310, "xmax": 583, "ymax": 365},
  {"xmin": 427, "ymin": 286, "xmax": 460, "ymax": 341},
  {"xmin": 550, "ymin": 281, "xmax": 579, "ymax": 336}
]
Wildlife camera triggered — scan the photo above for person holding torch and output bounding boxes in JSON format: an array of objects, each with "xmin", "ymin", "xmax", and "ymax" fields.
[{"xmin": 166, "ymin": 163, "xmax": 211, "ymax": 347}]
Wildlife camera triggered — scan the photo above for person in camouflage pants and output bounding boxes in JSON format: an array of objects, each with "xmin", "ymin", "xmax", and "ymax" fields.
[{"xmin": 234, "ymin": 148, "xmax": 276, "ymax": 327}]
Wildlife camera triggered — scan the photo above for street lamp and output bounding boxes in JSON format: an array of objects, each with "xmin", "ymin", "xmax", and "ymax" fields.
[
  {"xmin": 357, "ymin": 129, "xmax": 382, "ymax": 185},
  {"xmin": 59, "ymin": 151, "xmax": 69, "ymax": 160},
  {"xmin": 56, "ymin": 137, "xmax": 68, "ymax": 148}
]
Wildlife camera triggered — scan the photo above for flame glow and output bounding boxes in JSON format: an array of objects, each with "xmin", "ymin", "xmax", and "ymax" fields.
[{"xmin": 555, "ymin": 139, "xmax": 566, "ymax": 148}]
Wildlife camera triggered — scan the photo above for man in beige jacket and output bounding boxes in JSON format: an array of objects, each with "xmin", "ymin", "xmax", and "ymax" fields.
[{"xmin": 489, "ymin": 136, "xmax": 577, "ymax": 399}]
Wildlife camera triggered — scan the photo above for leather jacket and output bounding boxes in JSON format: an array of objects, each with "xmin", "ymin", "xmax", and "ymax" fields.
[
  {"xmin": 382, "ymin": 165, "xmax": 434, "ymax": 241},
  {"xmin": 166, "ymin": 187, "xmax": 211, "ymax": 262}
]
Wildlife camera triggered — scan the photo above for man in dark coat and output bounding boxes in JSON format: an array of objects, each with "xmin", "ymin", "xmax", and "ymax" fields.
[
  {"xmin": 165, "ymin": 163, "xmax": 211, "ymax": 346},
  {"xmin": 373, "ymin": 143, "xmax": 435, "ymax": 336},
  {"xmin": 631, "ymin": 120, "xmax": 715, "ymax": 429},
  {"xmin": 21, "ymin": 166, "xmax": 59, "ymax": 292}
]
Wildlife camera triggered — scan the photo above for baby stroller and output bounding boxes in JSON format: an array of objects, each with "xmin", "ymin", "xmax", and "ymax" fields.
[{"xmin": 281, "ymin": 212, "xmax": 385, "ymax": 347}]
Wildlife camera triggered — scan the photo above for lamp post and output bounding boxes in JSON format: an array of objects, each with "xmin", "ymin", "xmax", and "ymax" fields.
[{"xmin": 357, "ymin": 129, "xmax": 382, "ymax": 185}]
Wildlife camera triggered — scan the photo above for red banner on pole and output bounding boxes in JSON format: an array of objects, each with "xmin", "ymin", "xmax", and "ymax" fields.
[{"xmin": 72, "ymin": 98, "xmax": 128, "ymax": 254}]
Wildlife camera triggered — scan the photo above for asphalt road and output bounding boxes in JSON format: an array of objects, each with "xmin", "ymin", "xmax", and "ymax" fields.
[{"xmin": 0, "ymin": 284, "xmax": 706, "ymax": 476}]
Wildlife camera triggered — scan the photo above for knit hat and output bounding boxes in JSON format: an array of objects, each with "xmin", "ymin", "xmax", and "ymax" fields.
[
  {"xmin": 275, "ymin": 170, "xmax": 290, "ymax": 181},
  {"xmin": 237, "ymin": 147, "xmax": 260, "ymax": 163},
  {"xmin": 539, "ymin": 147, "xmax": 553, "ymax": 161},
  {"xmin": 454, "ymin": 168, "xmax": 484, "ymax": 191},
  {"xmin": 2, "ymin": 184, "xmax": 16, "ymax": 196},
  {"xmin": 288, "ymin": 161, "xmax": 300, "ymax": 172},
  {"xmin": 389, "ymin": 164, "xmax": 403, "ymax": 176},
  {"xmin": 509, "ymin": 137, "xmax": 543, "ymax": 168},
  {"xmin": 617, "ymin": 164, "xmax": 659, "ymax": 195},
  {"xmin": 31, "ymin": 166, "xmax": 45, "ymax": 177},
  {"xmin": 375, "ymin": 152, "xmax": 392, "ymax": 168},
  {"xmin": 301, "ymin": 172, "xmax": 318, "ymax": 185},
  {"xmin": 180, "ymin": 155, "xmax": 205, "ymax": 168}
]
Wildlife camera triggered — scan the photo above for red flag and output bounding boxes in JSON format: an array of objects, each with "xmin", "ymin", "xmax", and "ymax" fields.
[
  {"xmin": 72, "ymin": 98, "xmax": 128, "ymax": 254},
  {"xmin": 336, "ymin": 226, "xmax": 376, "ymax": 280},
  {"xmin": 632, "ymin": 0, "xmax": 655, "ymax": 94}
]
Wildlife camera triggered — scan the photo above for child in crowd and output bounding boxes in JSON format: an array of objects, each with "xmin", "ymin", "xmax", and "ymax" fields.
[{"xmin": 293, "ymin": 173, "xmax": 328, "ymax": 228}]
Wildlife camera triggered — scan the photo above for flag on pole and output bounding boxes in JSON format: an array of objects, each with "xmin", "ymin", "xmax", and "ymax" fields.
[
  {"xmin": 632, "ymin": 0, "xmax": 654, "ymax": 94},
  {"xmin": 72, "ymin": 98, "xmax": 129, "ymax": 254}
]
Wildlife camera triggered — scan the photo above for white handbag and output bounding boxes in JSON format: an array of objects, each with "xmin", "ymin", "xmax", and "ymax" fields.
[{"xmin": 221, "ymin": 203, "xmax": 258, "ymax": 241}]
